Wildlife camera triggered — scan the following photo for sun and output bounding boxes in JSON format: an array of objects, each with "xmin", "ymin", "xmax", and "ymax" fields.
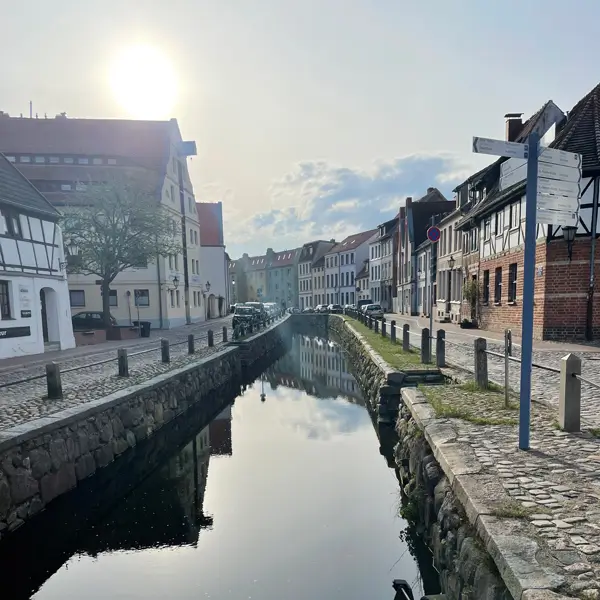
[{"xmin": 109, "ymin": 45, "xmax": 178, "ymax": 119}]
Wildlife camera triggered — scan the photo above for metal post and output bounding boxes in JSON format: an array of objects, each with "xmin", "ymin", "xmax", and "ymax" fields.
[
  {"xmin": 161, "ymin": 339, "xmax": 170, "ymax": 363},
  {"xmin": 208, "ymin": 330, "xmax": 214, "ymax": 347},
  {"xmin": 118, "ymin": 348, "xmax": 129, "ymax": 377},
  {"xmin": 188, "ymin": 333, "xmax": 195, "ymax": 354},
  {"xmin": 559, "ymin": 353, "xmax": 581, "ymax": 432},
  {"xmin": 504, "ymin": 329, "xmax": 511, "ymax": 408},
  {"xmin": 519, "ymin": 132, "xmax": 539, "ymax": 450},
  {"xmin": 46, "ymin": 362, "xmax": 63, "ymax": 399},
  {"xmin": 402, "ymin": 324, "xmax": 410, "ymax": 352},
  {"xmin": 390, "ymin": 320, "xmax": 396, "ymax": 343},
  {"xmin": 436, "ymin": 330, "xmax": 445, "ymax": 368},
  {"xmin": 374, "ymin": 319, "xmax": 379, "ymax": 333},
  {"xmin": 421, "ymin": 327, "xmax": 430, "ymax": 364},
  {"xmin": 429, "ymin": 237, "xmax": 435, "ymax": 358},
  {"xmin": 381, "ymin": 317, "xmax": 386, "ymax": 337},
  {"xmin": 222, "ymin": 325, "xmax": 228, "ymax": 342},
  {"xmin": 369, "ymin": 317, "xmax": 373, "ymax": 330},
  {"xmin": 474, "ymin": 337, "xmax": 488, "ymax": 389}
]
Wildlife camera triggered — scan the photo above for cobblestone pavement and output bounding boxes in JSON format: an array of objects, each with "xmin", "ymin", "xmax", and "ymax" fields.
[
  {"xmin": 0, "ymin": 318, "xmax": 233, "ymax": 432},
  {"xmin": 423, "ymin": 378, "xmax": 600, "ymax": 597},
  {"xmin": 401, "ymin": 325, "xmax": 600, "ymax": 428}
]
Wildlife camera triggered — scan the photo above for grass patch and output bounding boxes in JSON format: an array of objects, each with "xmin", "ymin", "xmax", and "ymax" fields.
[
  {"xmin": 344, "ymin": 317, "xmax": 437, "ymax": 372},
  {"xmin": 588, "ymin": 427, "xmax": 600, "ymax": 438},
  {"xmin": 420, "ymin": 381, "xmax": 518, "ymax": 426},
  {"xmin": 551, "ymin": 419, "xmax": 563, "ymax": 431},
  {"xmin": 490, "ymin": 499, "xmax": 537, "ymax": 519},
  {"xmin": 460, "ymin": 380, "xmax": 503, "ymax": 393}
]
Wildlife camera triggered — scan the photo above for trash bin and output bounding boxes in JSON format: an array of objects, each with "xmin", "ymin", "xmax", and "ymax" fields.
[{"xmin": 133, "ymin": 321, "xmax": 151, "ymax": 338}]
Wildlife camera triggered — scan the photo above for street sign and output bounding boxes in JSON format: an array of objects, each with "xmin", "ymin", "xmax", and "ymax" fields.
[
  {"xmin": 537, "ymin": 194, "xmax": 579, "ymax": 213},
  {"xmin": 472, "ymin": 136, "xmax": 528, "ymax": 159},
  {"xmin": 427, "ymin": 226, "xmax": 441, "ymax": 242},
  {"xmin": 538, "ymin": 161, "xmax": 582, "ymax": 183},
  {"xmin": 537, "ymin": 177, "xmax": 581, "ymax": 197},
  {"xmin": 536, "ymin": 207, "xmax": 579, "ymax": 227},
  {"xmin": 539, "ymin": 147, "xmax": 582, "ymax": 169},
  {"xmin": 500, "ymin": 162, "xmax": 526, "ymax": 191}
]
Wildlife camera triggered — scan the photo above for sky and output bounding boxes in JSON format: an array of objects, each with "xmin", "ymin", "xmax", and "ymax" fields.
[{"xmin": 2, "ymin": 0, "xmax": 600, "ymax": 257}]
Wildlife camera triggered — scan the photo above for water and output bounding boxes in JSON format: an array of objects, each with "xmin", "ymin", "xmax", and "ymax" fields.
[{"xmin": 1, "ymin": 335, "xmax": 439, "ymax": 600}]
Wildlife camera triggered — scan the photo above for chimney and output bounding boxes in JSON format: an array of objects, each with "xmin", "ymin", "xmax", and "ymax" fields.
[
  {"xmin": 505, "ymin": 113, "xmax": 524, "ymax": 141},
  {"xmin": 329, "ymin": 238, "xmax": 335, "ymax": 243}
]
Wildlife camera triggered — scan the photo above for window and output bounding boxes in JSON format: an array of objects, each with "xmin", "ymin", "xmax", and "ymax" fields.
[
  {"xmin": 484, "ymin": 218, "xmax": 491, "ymax": 240},
  {"xmin": 134, "ymin": 289, "xmax": 150, "ymax": 307},
  {"xmin": 494, "ymin": 212, "xmax": 503, "ymax": 235},
  {"xmin": 75, "ymin": 183, "xmax": 87, "ymax": 191},
  {"xmin": 168, "ymin": 255, "xmax": 173, "ymax": 270},
  {"xmin": 78, "ymin": 157, "xmax": 89, "ymax": 165},
  {"xmin": 35, "ymin": 156, "xmax": 45, "ymax": 163},
  {"xmin": 0, "ymin": 281, "xmax": 11, "ymax": 319},
  {"xmin": 5, "ymin": 156, "xmax": 15, "ymax": 163},
  {"xmin": 510, "ymin": 203, "xmax": 519, "ymax": 228},
  {"xmin": 49, "ymin": 157, "xmax": 59, "ymax": 164},
  {"xmin": 494, "ymin": 267, "xmax": 502, "ymax": 304},
  {"xmin": 482, "ymin": 270, "xmax": 490, "ymax": 303},
  {"xmin": 508, "ymin": 263, "xmax": 517, "ymax": 303},
  {"xmin": 93, "ymin": 158, "xmax": 103, "ymax": 165},
  {"xmin": 191, "ymin": 260, "xmax": 196, "ymax": 274},
  {"xmin": 69, "ymin": 290, "xmax": 85, "ymax": 307},
  {"xmin": 194, "ymin": 230, "xmax": 198, "ymax": 244},
  {"xmin": 4, "ymin": 211, "xmax": 22, "ymax": 238},
  {"xmin": 174, "ymin": 255, "xmax": 179, "ymax": 270},
  {"xmin": 19, "ymin": 156, "xmax": 30, "ymax": 163},
  {"xmin": 109, "ymin": 289, "xmax": 118, "ymax": 307},
  {"xmin": 64, "ymin": 157, "xmax": 74, "ymax": 164},
  {"xmin": 60, "ymin": 184, "xmax": 72, "ymax": 191},
  {"xmin": 171, "ymin": 184, "xmax": 175, "ymax": 202},
  {"xmin": 351, "ymin": 252, "xmax": 355, "ymax": 264},
  {"xmin": 176, "ymin": 290, "xmax": 181, "ymax": 307},
  {"xmin": 107, "ymin": 158, "xmax": 117, "ymax": 165},
  {"xmin": 170, "ymin": 290, "xmax": 175, "ymax": 307}
]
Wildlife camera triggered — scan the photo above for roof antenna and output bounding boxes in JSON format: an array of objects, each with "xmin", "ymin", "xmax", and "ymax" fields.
[{"xmin": 29, "ymin": 101, "xmax": 32, "ymax": 119}]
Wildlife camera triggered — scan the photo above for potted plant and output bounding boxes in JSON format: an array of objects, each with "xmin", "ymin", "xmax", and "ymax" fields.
[{"xmin": 461, "ymin": 278, "xmax": 479, "ymax": 328}]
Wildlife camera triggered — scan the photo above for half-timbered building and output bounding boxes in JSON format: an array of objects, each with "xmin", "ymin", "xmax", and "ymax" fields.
[
  {"xmin": 456, "ymin": 83, "xmax": 600, "ymax": 341},
  {"xmin": 0, "ymin": 153, "xmax": 75, "ymax": 358}
]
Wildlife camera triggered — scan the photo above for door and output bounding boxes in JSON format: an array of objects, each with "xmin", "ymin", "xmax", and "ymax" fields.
[
  {"xmin": 445, "ymin": 270, "xmax": 452, "ymax": 315},
  {"xmin": 40, "ymin": 290, "xmax": 49, "ymax": 342}
]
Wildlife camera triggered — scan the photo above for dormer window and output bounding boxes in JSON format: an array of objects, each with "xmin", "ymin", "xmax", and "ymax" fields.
[{"xmin": 3, "ymin": 210, "xmax": 23, "ymax": 239}]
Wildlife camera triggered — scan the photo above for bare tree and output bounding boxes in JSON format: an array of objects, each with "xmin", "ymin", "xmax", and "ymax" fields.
[{"xmin": 62, "ymin": 175, "xmax": 181, "ymax": 326}]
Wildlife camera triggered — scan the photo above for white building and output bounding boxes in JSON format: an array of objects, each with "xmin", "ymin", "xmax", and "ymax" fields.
[
  {"xmin": 297, "ymin": 240, "xmax": 335, "ymax": 309},
  {"xmin": 0, "ymin": 154, "xmax": 75, "ymax": 358},
  {"xmin": 356, "ymin": 260, "xmax": 369, "ymax": 304},
  {"xmin": 414, "ymin": 241, "xmax": 433, "ymax": 316},
  {"xmin": 325, "ymin": 230, "xmax": 376, "ymax": 306}
]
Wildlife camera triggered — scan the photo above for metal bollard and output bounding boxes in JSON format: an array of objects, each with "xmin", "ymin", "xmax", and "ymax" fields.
[
  {"xmin": 374, "ymin": 319, "xmax": 379, "ymax": 333},
  {"xmin": 402, "ymin": 324, "xmax": 410, "ymax": 352},
  {"xmin": 390, "ymin": 320, "xmax": 396, "ymax": 343},
  {"xmin": 46, "ymin": 362, "xmax": 63, "ymax": 399},
  {"xmin": 369, "ymin": 317, "xmax": 373, "ymax": 330},
  {"xmin": 436, "ymin": 330, "xmax": 445, "ymax": 368},
  {"xmin": 421, "ymin": 328, "xmax": 431, "ymax": 364},
  {"xmin": 161, "ymin": 338, "xmax": 170, "ymax": 363},
  {"xmin": 381, "ymin": 317, "xmax": 386, "ymax": 337},
  {"xmin": 188, "ymin": 333, "xmax": 195, "ymax": 354},
  {"xmin": 208, "ymin": 330, "xmax": 214, "ymax": 347},
  {"xmin": 223, "ymin": 326, "xmax": 228, "ymax": 342},
  {"xmin": 559, "ymin": 353, "xmax": 581, "ymax": 432},
  {"xmin": 118, "ymin": 348, "xmax": 129, "ymax": 377},
  {"xmin": 474, "ymin": 338, "xmax": 488, "ymax": 388}
]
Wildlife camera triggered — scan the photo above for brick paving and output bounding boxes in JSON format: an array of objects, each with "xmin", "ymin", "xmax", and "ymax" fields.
[{"xmin": 0, "ymin": 317, "xmax": 232, "ymax": 432}]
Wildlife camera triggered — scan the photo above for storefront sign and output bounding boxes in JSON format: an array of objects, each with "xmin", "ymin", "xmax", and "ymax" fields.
[
  {"xmin": 19, "ymin": 285, "xmax": 31, "ymax": 310},
  {"xmin": 0, "ymin": 326, "xmax": 31, "ymax": 339},
  {"xmin": 20, "ymin": 310, "xmax": 32, "ymax": 318}
]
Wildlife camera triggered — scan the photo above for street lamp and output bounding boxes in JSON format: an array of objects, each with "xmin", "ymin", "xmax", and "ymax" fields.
[
  {"xmin": 448, "ymin": 255, "xmax": 456, "ymax": 270},
  {"xmin": 205, "ymin": 281, "xmax": 211, "ymax": 293},
  {"xmin": 562, "ymin": 226, "xmax": 576, "ymax": 262},
  {"xmin": 60, "ymin": 241, "xmax": 79, "ymax": 270},
  {"xmin": 165, "ymin": 275, "xmax": 179, "ymax": 292}
]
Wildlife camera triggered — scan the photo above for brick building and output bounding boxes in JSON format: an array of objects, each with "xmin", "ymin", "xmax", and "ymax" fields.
[{"xmin": 454, "ymin": 82, "xmax": 600, "ymax": 341}]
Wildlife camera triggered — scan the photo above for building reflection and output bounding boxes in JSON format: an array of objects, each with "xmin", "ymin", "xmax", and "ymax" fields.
[
  {"xmin": 210, "ymin": 406, "xmax": 233, "ymax": 455},
  {"xmin": 263, "ymin": 335, "xmax": 363, "ymax": 404}
]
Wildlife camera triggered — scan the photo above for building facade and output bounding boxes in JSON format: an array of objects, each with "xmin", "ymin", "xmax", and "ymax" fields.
[
  {"xmin": 356, "ymin": 260, "xmax": 369, "ymax": 303},
  {"xmin": 297, "ymin": 240, "xmax": 335, "ymax": 309},
  {"xmin": 266, "ymin": 248, "xmax": 300, "ymax": 308},
  {"xmin": 312, "ymin": 255, "xmax": 327, "ymax": 306},
  {"xmin": 198, "ymin": 201, "xmax": 229, "ymax": 319},
  {"xmin": 0, "ymin": 114, "xmax": 202, "ymax": 329},
  {"xmin": 0, "ymin": 154, "xmax": 75, "ymax": 358}
]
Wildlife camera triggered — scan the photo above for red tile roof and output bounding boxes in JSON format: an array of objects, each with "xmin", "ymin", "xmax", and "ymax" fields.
[{"xmin": 197, "ymin": 202, "xmax": 224, "ymax": 246}]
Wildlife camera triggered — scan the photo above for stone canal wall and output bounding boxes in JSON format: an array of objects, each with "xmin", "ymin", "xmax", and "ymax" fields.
[
  {"xmin": 0, "ymin": 318, "xmax": 289, "ymax": 537},
  {"xmin": 328, "ymin": 316, "xmax": 514, "ymax": 600}
]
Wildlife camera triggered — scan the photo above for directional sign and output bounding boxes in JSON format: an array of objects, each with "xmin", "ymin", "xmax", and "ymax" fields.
[
  {"xmin": 427, "ymin": 226, "xmax": 441, "ymax": 243},
  {"xmin": 538, "ymin": 161, "xmax": 582, "ymax": 183},
  {"xmin": 500, "ymin": 162, "xmax": 526, "ymax": 191},
  {"xmin": 537, "ymin": 177, "xmax": 581, "ymax": 197},
  {"xmin": 538, "ymin": 147, "xmax": 582, "ymax": 169},
  {"xmin": 537, "ymin": 193, "xmax": 579, "ymax": 212},
  {"xmin": 536, "ymin": 207, "xmax": 578, "ymax": 227},
  {"xmin": 473, "ymin": 136, "xmax": 528, "ymax": 159}
]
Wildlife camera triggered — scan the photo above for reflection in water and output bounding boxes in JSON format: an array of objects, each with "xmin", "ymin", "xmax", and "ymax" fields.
[{"xmin": 1, "ymin": 334, "xmax": 438, "ymax": 600}]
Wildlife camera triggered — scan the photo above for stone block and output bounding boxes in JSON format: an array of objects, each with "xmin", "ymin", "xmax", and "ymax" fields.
[
  {"xmin": 0, "ymin": 476, "xmax": 10, "ymax": 519},
  {"xmin": 111, "ymin": 417, "xmax": 125, "ymax": 439},
  {"xmin": 99, "ymin": 422, "xmax": 114, "ymax": 444},
  {"xmin": 88, "ymin": 433, "xmax": 100, "ymax": 451},
  {"xmin": 40, "ymin": 463, "xmax": 76, "ymax": 504},
  {"xmin": 9, "ymin": 469, "xmax": 39, "ymax": 504},
  {"xmin": 28, "ymin": 448, "xmax": 52, "ymax": 479},
  {"xmin": 458, "ymin": 537, "xmax": 487, "ymax": 586},
  {"xmin": 28, "ymin": 496, "xmax": 44, "ymax": 518},
  {"xmin": 94, "ymin": 444, "xmax": 114, "ymax": 468},
  {"xmin": 49, "ymin": 438, "xmax": 68, "ymax": 470},
  {"xmin": 126, "ymin": 431, "xmax": 136, "ymax": 448},
  {"xmin": 112, "ymin": 437, "xmax": 129, "ymax": 456},
  {"xmin": 154, "ymin": 404, "xmax": 164, "ymax": 425},
  {"xmin": 77, "ymin": 431, "xmax": 90, "ymax": 455},
  {"xmin": 134, "ymin": 424, "xmax": 148, "ymax": 443},
  {"xmin": 75, "ymin": 453, "xmax": 96, "ymax": 480}
]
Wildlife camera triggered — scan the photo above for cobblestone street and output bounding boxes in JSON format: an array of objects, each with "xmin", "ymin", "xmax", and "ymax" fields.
[{"xmin": 0, "ymin": 317, "xmax": 232, "ymax": 432}]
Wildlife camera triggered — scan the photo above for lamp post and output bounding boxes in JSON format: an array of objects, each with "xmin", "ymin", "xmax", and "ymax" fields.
[
  {"xmin": 60, "ymin": 241, "xmax": 79, "ymax": 271},
  {"xmin": 563, "ymin": 226, "xmax": 576, "ymax": 262}
]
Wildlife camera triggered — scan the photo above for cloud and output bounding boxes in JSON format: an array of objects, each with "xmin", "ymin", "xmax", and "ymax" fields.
[{"xmin": 223, "ymin": 153, "xmax": 471, "ymax": 257}]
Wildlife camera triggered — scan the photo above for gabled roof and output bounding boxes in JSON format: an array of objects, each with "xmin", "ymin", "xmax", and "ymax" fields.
[
  {"xmin": 298, "ymin": 240, "xmax": 335, "ymax": 264},
  {"xmin": 0, "ymin": 153, "xmax": 60, "ymax": 219},
  {"xmin": 551, "ymin": 82, "xmax": 600, "ymax": 173},
  {"xmin": 408, "ymin": 189, "xmax": 454, "ymax": 247},
  {"xmin": 245, "ymin": 255, "xmax": 268, "ymax": 271},
  {"xmin": 327, "ymin": 229, "xmax": 377, "ymax": 255},
  {"xmin": 270, "ymin": 249, "xmax": 300, "ymax": 267}
]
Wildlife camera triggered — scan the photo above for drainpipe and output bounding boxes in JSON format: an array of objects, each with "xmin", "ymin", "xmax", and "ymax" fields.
[
  {"xmin": 177, "ymin": 160, "xmax": 191, "ymax": 325},
  {"xmin": 156, "ymin": 252, "xmax": 164, "ymax": 329},
  {"xmin": 586, "ymin": 177, "xmax": 599, "ymax": 340}
]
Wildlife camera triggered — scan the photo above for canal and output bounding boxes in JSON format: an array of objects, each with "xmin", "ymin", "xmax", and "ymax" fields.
[{"xmin": 0, "ymin": 334, "xmax": 440, "ymax": 600}]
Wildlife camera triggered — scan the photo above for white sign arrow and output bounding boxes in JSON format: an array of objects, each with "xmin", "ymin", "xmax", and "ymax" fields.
[
  {"xmin": 473, "ymin": 136, "xmax": 529, "ymax": 159},
  {"xmin": 539, "ymin": 147, "xmax": 582, "ymax": 169},
  {"xmin": 537, "ymin": 161, "xmax": 582, "ymax": 183},
  {"xmin": 537, "ymin": 177, "xmax": 581, "ymax": 197},
  {"xmin": 537, "ymin": 193, "xmax": 579, "ymax": 212},
  {"xmin": 500, "ymin": 163, "xmax": 526, "ymax": 190},
  {"xmin": 536, "ymin": 207, "xmax": 579, "ymax": 227}
]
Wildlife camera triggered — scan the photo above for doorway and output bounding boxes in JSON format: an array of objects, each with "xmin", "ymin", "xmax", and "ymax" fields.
[{"xmin": 40, "ymin": 287, "xmax": 60, "ymax": 349}]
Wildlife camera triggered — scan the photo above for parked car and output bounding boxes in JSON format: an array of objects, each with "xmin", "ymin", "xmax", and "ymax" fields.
[
  {"xmin": 315, "ymin": 304, "xmax": 328, "ymax": 313},
  {"xmin": 302, "ymin": 307, "xmax": 315, "ymax": 313},
  {"xmin": 364, "ymin": 304, "xmax": 384, "ymax": 318},
  {"xmin": 232, "ymin": 305, "xmax": 259, "ymax": 329},
  {"xmin": 71, "ymin": 311, "xmax": 117, "ymax": 330},
  {"xmin": 328, "ymin": 304, "xmax": 343, "ymax": 314},
  {"xmin": 245, "ymin": 301, "xmax": 268, "ymax": 322}
]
